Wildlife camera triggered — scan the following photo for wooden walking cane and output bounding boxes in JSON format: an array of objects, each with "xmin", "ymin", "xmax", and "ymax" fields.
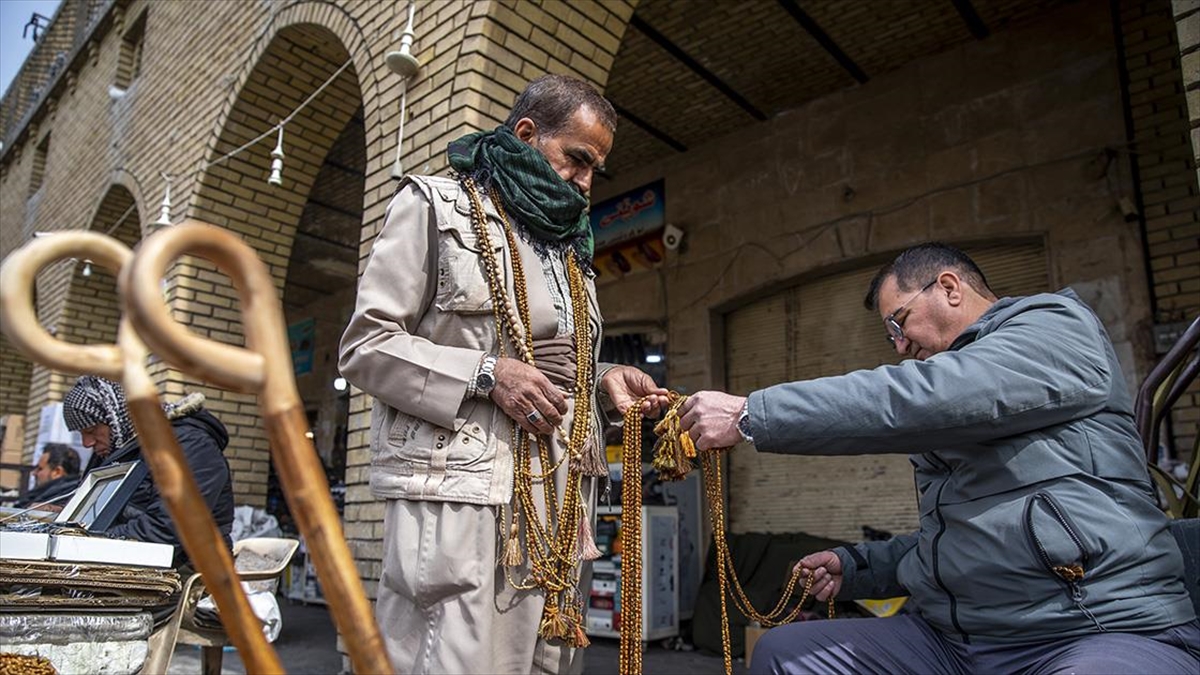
[
  {"xmin": 122, "ymin": 220, "xmax": 392, "ymax": 674},
  {"xmin": 0, "ymin": 232, "xmax": 283, "ymax": 673}
]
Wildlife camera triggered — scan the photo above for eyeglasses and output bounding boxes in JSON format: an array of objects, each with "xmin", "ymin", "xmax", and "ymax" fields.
[{"xmin": 884, "ymin": 279, "xmax": 938, "ymax": 346}]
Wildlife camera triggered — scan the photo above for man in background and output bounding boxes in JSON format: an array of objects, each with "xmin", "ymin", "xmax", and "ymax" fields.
[{"xmin": 16, "ymin": 442, "xmax": 81, "ymax": 510}]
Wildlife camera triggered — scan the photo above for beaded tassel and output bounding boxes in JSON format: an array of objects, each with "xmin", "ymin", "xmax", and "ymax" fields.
[
  {"xmin": 539, "ymin": 600, "xmax": 569, "ymax": 641},
  {"xmin": 618, "ymin": 393, "xmax": 838, "ymax": 675},
  {"xmin": 573, "ymin": 622, "xmax": 590, "ymax": 648},
  {"xmin": 504, "ymin": 519, "xmax": 524, "ymax": 566},
  {"xmin": 651, "ymin": 403, "xmax": 692, "ymax": 482},
  {"xmin": 574, "ymin": 434, "xmax": 609, "ymax": 477},
  {"xmin": 577, "ymin": 511, "xmax": 601, "ymax": 561}
]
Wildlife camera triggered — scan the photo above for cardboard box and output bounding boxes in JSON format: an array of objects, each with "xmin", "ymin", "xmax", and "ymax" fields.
[
  {"xmin": 0, "ymin": 415, "xmax": 25, "ymax": 490},
  {"xmin": 745, "ymin": 624, "xmax": 769, "ymax": 668}
]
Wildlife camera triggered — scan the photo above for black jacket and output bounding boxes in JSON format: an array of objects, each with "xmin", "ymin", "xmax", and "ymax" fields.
[
  {"xmin": 96, "ymin": 407, "xmax": 235, "ymax": 563},
  {"xmin": 15, "ymin": 474, "xmax": 81, "ymax": 509}
]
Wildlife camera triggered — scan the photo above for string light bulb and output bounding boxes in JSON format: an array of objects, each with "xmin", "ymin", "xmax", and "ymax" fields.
[
  {"xmin": 154, "ymin": 173, "xmax": 173, "ymax": 227},
  {"xmin": 386, "ymin": 2, "xmax": 420, "ymax": 78},
  {"xmin": 268, "ymin": 125, "xmax": 285, "ymax": 186},
  {"xmin": 387, "ymin": 1, "xmax": 421, "ymax": 179}
]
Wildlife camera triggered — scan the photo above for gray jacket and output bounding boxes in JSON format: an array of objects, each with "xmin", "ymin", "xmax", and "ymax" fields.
[{"xmin": 747, "ymin": 289, "xmax": 1194, "ymax": 642}]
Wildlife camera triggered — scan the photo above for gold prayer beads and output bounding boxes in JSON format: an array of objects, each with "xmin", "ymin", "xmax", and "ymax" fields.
[
  {"xmin": 461, "ymin": 176, "xmax": 596, "ymax": 647},
  {"xmin": 622, "ymin": 394, "xmax": 836, "ymax": 675}
]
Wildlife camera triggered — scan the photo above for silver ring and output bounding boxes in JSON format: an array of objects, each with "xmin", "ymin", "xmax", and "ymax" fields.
[{"xmin": 526, "ymin": 410, "xmax": 542, "ymax": 425}]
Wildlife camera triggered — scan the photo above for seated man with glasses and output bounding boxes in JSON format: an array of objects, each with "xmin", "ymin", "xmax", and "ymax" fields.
[
  {"xmin": 678, "ymin": 242, "xmax": 1198, "ymax": 675},
  {"xmin": 16, "ymin": 442, "xmax": 82, "ymax": 511}
]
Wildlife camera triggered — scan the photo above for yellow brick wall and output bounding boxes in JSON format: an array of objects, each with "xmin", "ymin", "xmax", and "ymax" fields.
[
  {"xmin": 593, "ymin": 0, "xmax": 1176, "ymax": 539},
  {"xmin": 1, "ymin": 0, "xmax": 1195, "ymax": 666},
  {"xmin": 1122, "ymin": 0, "xmax": 1199, "ymax": 455},
  {"xmin": 1170, "ymin": 0, "xmax": 1200, "ymax": 457},
  {"xmin": 0, "ymin": 1, "xmax": 637, "ymax": 667}
]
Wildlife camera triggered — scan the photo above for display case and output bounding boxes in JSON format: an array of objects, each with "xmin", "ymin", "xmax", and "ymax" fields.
[{"xmin": 586, "ymin": 505, "xmax": 679, "ymax": 642}]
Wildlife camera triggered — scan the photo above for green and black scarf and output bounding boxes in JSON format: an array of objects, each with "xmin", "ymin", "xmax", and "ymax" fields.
[{"xmin": 447, "ymin": 126, "xmax": 593, "ymax": 262}]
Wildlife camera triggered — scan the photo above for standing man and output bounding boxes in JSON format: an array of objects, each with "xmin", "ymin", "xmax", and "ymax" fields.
[
  {"xmin": 339, "ymin": 74, "xmax": 668, "ymax": 674},
  {"xmin": 16, "ymin": 442, "xmax": 81, "ymax": 510},
  {"xmin": 679, "ymin": 243, "xmax": 1198, "ymax": 674}
]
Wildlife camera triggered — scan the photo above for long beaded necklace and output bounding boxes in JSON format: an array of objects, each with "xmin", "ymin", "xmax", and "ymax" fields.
[
  {"xmin": 461, "ymin": 176, "xmax": 597, "ymax": 647},
  {"xmin": 621, "ymin": 393, "xmax": 835, "ymax": 675}
]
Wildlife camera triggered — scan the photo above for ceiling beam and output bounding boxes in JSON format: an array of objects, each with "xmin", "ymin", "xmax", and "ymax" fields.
[
  {"xmin": 628, "ymin": 15, "xmax": 767, "ymax": 122},
  {"xmin": 951, "ymin": 0, "xmax": 990, "ymax": 39},
  {"xmin": 776, "ymin": 0, "xmax": 868, "ymax": 84},
  {"xmin": 612, "ymin": 103, "xmax": 688, "ymax": 153}
]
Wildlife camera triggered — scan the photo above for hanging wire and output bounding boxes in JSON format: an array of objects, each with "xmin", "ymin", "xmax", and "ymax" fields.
[
  {"xmin": 34, "ymin": 56, "xmax": 354, "ymax": 240},
  {"xmin": 391, "ymin": 78, "xmax": 409, "ymax": 179},
  {"xmin": 202, "ymin": 58, "xmax": 352, "ymax": 173}
]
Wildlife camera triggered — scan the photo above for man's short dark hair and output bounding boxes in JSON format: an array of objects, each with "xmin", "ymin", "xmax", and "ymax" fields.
[
  {"xmin": 503, "ymin": 74, "xmax": 618, "ymax": 135},
  {"xmin": 41, "ymin": 443, "xmax": 81, "ymax": 476},
  {"xmin": 864, "ymin": 242, "xmax": 994, "ymax": 311}
]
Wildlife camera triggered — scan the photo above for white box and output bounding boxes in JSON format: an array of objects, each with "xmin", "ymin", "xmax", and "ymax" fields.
[
  {"xmin": 51, "ymin": 535, "xmax": 173, "ymax": 568},
  {"xmin": 0, "ymin": 531, "xmax": 174, "ymax": 568},
  {"xmin": 0, "ymin": 531, "xmax": 52, "ymax": 559}
]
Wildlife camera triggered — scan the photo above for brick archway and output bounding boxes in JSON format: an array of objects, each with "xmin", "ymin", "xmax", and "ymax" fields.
[
  {"xmin": 20, "ymin": 184, "xmax": 142, "ymax": 464},
  {"xmin": 169, "ymin": 23, "xmax": 366, "ymax": 507}
]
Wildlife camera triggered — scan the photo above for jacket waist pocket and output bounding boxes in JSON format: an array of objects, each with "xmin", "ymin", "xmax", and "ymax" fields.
[{"xmin": 1023, "ymin": 491, "xmax": 1105, "ymax": 632}]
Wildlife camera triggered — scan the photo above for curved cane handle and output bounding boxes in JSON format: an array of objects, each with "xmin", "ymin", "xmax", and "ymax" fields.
[
  {"xmin": 0, "ymin": 232, "xmax": 283, "ymax": 673},
  {"xmin": 0, "ymin": 232, "xmax": 129, "ymax": 379},
  {"xmin": 125, "ymin": 219, "xmax": 392, "ymax": 674},
  {"xmin": 120, "ymin": 220, "xmax": 271, "ymax": 400}
]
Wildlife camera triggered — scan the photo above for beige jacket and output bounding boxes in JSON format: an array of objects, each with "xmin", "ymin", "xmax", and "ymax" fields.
[{"xmin": 339, "ymin": 175, "xmax": 605, "ymax": 505}]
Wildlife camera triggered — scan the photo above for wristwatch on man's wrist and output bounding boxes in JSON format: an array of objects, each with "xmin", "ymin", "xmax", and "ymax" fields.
[
  {"xmin": 737, "ymin": 400, "xmax": 754, "ymax": 445},
  {"xmin": 474, "ymin": 354, "xmax": 498, "ymax": 398}
]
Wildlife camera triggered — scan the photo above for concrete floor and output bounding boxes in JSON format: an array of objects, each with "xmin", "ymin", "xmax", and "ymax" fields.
[{"xmin": 166, "ymin": 599, "xmax": 747, "ymax": 674}]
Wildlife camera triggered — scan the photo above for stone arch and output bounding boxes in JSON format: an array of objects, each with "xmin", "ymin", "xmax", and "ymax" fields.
[
  {"xmin": 21, "ymin": 184, "xmax": 142, "ymax": 465},
  {"xmin": 199, "ymin": 2, "xmax": 381, "ymax": 163},
  {"xmin": 172, "ymin": 22, "xmax": 366, "ymax": 506}
]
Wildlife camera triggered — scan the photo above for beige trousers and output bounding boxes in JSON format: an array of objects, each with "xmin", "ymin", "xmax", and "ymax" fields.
[{"xmin": 377, "ymin": 497, "xmax": 591, "ymax": 674}]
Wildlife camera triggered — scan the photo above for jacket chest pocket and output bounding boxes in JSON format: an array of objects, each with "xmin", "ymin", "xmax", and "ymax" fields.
[{"xmin": 434, "ymin": 227, "xmax": 501, "ymax": 314}]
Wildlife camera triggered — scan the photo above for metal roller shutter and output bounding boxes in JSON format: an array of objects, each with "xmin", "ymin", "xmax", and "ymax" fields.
[{"xmin": 724, "ymin": 241, "xmax": 1048, "ymax": 540}]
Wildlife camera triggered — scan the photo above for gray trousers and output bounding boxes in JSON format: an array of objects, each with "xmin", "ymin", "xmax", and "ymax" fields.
[{"xmin": 748, "ymin": 614, "xmax": 1200, "ymax": 675}]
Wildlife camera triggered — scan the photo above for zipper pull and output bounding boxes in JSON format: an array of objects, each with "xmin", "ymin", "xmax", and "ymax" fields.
[
  {"xmin": 1068, "ymin": 580, "xmax": 1107, "ymax": 632},
  {"xmin": 1053, "ymin": 563, "xmax": 1085, "ymax": 583}
]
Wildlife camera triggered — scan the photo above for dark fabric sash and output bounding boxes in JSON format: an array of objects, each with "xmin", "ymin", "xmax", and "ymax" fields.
[{"xmin": 534, "ymin": 337, "xmax": 577, "ymax": 391}]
